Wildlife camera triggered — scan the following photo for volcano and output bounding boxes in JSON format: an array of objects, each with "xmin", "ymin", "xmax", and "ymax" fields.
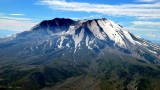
[{"xmin": 0, "ymin": 18, "xmax": 160, "ymax": 90}]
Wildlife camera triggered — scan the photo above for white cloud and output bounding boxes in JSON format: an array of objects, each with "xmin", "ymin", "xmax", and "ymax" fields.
[
  {"xmin": 10, "ymin": 13, "xmax": 25, "ymax": 16},
  {"xmin": 0, "ymin": 19, "xmax": 37, "ymax": 31},
  {"xmin": 82, "ymin": 15, "xmax": 103, "ymax": 19},
  {"xmin": 137, "ymin": 16, "xmax": 160, "ymax": 20},
  {"xmin": 38, "ymin": 0, "xmax": 160, "ymax": 19},
  {"xmin": 132, "ymin": 21, "xmax": 160, "ymax": 27},
  {"xmin": 0, "ymin": 13, "xmax": 33, "ymax": 21},
  {"xmin": 0, "ymin": 16, "xmax": 33, "ymax": 21},
  {"xmin": 136, "ymin": 0, "xmax": 158, "ymax": 3},
  {"xmin": 69, "ymin": 15, "xmax": 103, "ymax": 20},
  {"xmin": 125, "ymin": 27, "xmax": 160, "ymax": 31},
  {"xmin": 146, "ymin": 33, "xmax": 160, "ymax": 38},
  {"xmin": 0, "ymin": 14, "xmax": 37, "ymax": 31}
]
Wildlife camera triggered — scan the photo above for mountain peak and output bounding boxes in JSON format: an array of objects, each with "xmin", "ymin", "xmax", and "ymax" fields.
[
  {"xmin": 31, "ymin": 18, "xmax": 111, "ymax": 32},
  {"xmin": 0, "ymin": 17, "xmax": 160, "ymax": 90},
  {"xmin": 32, "ymin": 18, "xmax": 76, "ymax": 32},
  {"xmin": 28, "ymin": 18, "xmax": 158, "ymax": 53},
  {"xmin": 40, "ymin": 18, "xmax": 76, "ymax": 26},
  {"xmin": 3, "ymin": 17, "xmax": 159, "ymax": 64},
  {"xmin": 28, "ymin": 18, "xmax": 138, "ymax": 49},
  {"xmin": 52, "ymin": 17, "xmax": 74, "ymax": 21}
]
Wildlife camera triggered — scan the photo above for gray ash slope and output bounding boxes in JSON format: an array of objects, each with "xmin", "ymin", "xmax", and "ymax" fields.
[{"xmin": 0, "ymin": 18, "xmax": 160, "ymax": 64}]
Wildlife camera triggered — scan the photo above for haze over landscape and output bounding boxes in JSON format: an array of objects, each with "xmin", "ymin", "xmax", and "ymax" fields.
[{"xmin": 0, "ymin": 0, "xmax": 160, "ymax": 90}]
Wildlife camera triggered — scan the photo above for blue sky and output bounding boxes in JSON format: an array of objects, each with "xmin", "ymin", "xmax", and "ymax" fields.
[{"xmin": 0, "ymin": 0, "xmax": 160, "ymax": 42}]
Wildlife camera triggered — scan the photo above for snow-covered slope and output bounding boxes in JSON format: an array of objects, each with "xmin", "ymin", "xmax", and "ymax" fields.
[{"xmin": 0, "ymin": 18, "xmax": 160, "ymax": 64}]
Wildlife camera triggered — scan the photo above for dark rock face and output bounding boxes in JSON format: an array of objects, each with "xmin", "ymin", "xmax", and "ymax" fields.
[{"xmin": 32, "ymin": 18, "xmax": 76, "ymax": 33}]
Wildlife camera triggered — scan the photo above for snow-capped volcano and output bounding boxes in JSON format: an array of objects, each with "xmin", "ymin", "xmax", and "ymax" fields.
[
  {"xmin": 0, "ymin": 18, "xmax": 160, "ymax": 64},
  {"xmin": 31, "ymin": 18, "xmax": 139, "ymax": 50},
  {"xmin": 1, "ymin": 18, "xmax": 160, "ymax": 90}
]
